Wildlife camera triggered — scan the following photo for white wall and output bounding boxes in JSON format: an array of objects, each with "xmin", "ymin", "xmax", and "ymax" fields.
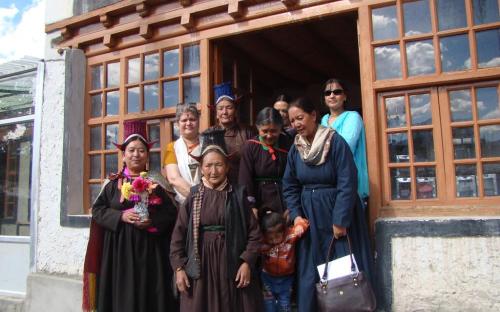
[
  {"xmin": 45, "ymin": 0, "xmax": 74, "ymax": 24},
  {"xmin": 392, "ymin": 236, "xmax": 500, "ymax": 312}
]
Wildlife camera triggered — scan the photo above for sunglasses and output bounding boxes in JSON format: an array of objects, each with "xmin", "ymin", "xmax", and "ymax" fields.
[{"xmin": 324, "ymin": 89, "xmax": 344, "ymax": 96}]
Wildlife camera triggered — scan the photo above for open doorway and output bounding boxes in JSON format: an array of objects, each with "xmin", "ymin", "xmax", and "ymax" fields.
[{"xmin": 212, "ymin": 11, "xmax": 361, "ymax": 125}]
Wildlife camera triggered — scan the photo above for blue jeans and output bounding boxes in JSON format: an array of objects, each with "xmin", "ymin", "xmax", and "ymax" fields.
[{"xmin": 261, "ymin": 271, "xmax": 294, "ymax": 312}]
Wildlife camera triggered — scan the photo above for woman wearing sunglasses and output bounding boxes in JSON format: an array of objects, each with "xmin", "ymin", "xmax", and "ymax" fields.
[{"xmin": 320, "ymin": 78, "xmax": 369, "ymax": 206}]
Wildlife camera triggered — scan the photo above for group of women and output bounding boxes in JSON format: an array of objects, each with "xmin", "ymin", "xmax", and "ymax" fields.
[{"xmin": 83, "ymin": 78, "xmax": 373, "ymax": 312}]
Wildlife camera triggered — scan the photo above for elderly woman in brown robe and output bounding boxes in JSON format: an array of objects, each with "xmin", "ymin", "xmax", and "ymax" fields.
[{"xmin": 170, "ymin": 129, "xmax": 263, "ymax": 312}]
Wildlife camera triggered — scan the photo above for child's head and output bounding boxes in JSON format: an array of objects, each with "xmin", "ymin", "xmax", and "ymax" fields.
[{"xmin": 260, "ymin": 210, "xmax": 286, "ymax": 245}]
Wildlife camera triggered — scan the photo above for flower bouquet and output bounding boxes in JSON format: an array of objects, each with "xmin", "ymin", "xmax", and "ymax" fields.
[{"xmin": 121, "ymin": 172, "xmax": 162, "ymax": 221}]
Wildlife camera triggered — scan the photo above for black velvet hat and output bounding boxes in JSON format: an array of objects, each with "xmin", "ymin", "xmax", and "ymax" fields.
[{"xmin": 189, "ymin": 128, "xmax": 232, "ymax": 161}]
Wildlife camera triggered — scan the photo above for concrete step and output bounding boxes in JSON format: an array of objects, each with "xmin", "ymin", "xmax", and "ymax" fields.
[{"xmin": 0, "ymin": 295, "xmax": 24, "ymax": 312}]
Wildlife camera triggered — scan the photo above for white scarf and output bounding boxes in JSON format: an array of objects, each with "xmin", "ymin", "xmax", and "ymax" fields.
[
  {"xmin": 294, "ymin": 125, "xmax": 334, "ymax": 166},
  {"xmin": 174, "ymin": 137, "xmax": 201, "ymax": 203}
]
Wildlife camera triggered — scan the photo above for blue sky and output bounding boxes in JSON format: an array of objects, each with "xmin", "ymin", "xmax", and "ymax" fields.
[{"xmin": 0, "ymin": 0, "xmax": 45, "ymax": 64}]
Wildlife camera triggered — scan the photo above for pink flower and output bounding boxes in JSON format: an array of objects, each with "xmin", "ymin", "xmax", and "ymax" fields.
[
  {"xmin": 132, "ymin": 177, "xmax": 150, "ymax": 193},
  {"xmin": 148, "ymin": 195, "xmax": 162, "ymax": 205},
  {"xmin": 129, "ymin": 194, "xmax": 141, "ymax": 202}
]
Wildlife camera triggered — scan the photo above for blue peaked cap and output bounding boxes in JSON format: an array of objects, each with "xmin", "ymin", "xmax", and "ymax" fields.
[{"xmin": 214, "ymin": 81, "xmax": 234, "ymax": 104}]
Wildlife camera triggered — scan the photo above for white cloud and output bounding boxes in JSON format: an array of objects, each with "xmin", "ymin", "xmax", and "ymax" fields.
[
  {"xmin": 407, "ymin": 41, "xmax": 435, "ymax": 76},
  {"xmin": 0, "ymin": 0, "xmax": 45, "ymax": 65}
]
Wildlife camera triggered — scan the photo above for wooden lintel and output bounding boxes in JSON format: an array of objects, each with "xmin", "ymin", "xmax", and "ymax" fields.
[
  {"xmin": 228, "ymin": 0, "xmax": 244, "ymax": 19},
  {"xmin": 103, "ymin": 34, "xmax": 116, "ymax": 48},
  {"xmin": 181, "ymin": 13, "xmax": 194, "ymax": 29},
  {"xmin": 99, "ymin": 14, "xmax": 113, "ymax": 28},
  {"xmin": 139, "ymin": 24, "xmax": 153, "ymax": 39},
  {"xmin": 179, "ymin": 0, "xmax": 191, "ymax": 7},
  {"xmin": 281, "ymin": 0, "xmax": 298, "ymax": 7},
  {"xmin": 136, "ymin": 3, "xmax": 150, "ymax": 17},
  {"xmin": 61, "ymin": 27, "xmax": 72, "ymax": 40}
]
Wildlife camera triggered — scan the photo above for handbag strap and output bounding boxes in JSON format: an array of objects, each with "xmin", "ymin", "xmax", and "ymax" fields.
[{"xmin": 321, "ymin": 233, "xmax": 357, "ymax": 282}]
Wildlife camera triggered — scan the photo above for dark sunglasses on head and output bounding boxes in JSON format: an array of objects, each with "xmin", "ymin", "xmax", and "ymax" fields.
[{"xmin": 324, "ymin": 89, "xmax": 344, "ymax": 96}]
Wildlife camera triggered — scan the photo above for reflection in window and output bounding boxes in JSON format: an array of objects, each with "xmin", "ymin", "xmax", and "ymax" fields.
[
  {"xmin": 144, "ymin": 84, "xmax": 159, "ymax": 112},
  {"xmin": 106, "ymin": 91, "xmax": 119, "ymax": 116},
  {"xmin": 480, "ymin": 125, "xmax": 500, "ymax": 157},
  {"xmin": 183, "ymin": 45, "xmax": 200, "ymax": 73},
  {"xmin": 413, "ymin": 130, "xmax": 435, "ymax": 162},
  {"xmin": 472, "ymin": 0, "xmax": 500, "ymax": 25},
  {"xmin": 148, "ymin": 123, "xmax": 160, "ymax": 148},
  {"xmin": 90, "ymin": 155, "xmax": 101, "ymax": 179},
  {"xmin": 163, "ymin": 80, "xmax": 179, "ymax": 108},
  {"xmin": 403, "ymin": 0, "xmax": 431, "ymax": 36},
  {"xmin": 91, "ymin": 65, "xmax": 103, "ymax": 90},
  {"xmin": 107, "ymin": 62, "xmax": 120, "ymax": 88},
  {"xmin": 144, "ymin": 53, "xmax": 159, "ymax": 81},
  {"xmin": 149, "ymin": 152, "xmax": 161, "ymax": 173},
  {"xmin": 172, "ymin": 123, "xmax": 180, "ymax": 141},
  {"xmin": 89, "ymin": 184, "xmax": 101, "ymax": 206},
  {"xmin": 416, "ymin": 167, "xmax": 437, "ymax": 199},
  {"xmin": 456, "ymin": 164, "xmax": 477, "ymax": 197},
  {"xmin": 127, "ymin": 87, "xmax": 140, "ymax": 113},
  {"xmin": 0, "ymin": 71, "xmax": 36, "ymax": 119},
  {"xmin": 90, "ymin": 126, "xmax": 101, "ymax": 150},
  {"xmin": 476, "ymin": 87, "xmax": 500, "ymax": 120},
  {"xmin": 385, "ymin": 96, "xmax": 406, "ymax": 128},
  {"xmin": 449, "ymin": 89, "xmax": 472, "ymax": 122},
  {"xmin": 440, "ymin": 34, "xmax": 471, "ymax": 72},
  {"xmin": 105, "ymin": 124, "xmax": 118, "ymax": 150},
  {"xmin": 163, "ymin": 49, "xmax": 179, "ymax": 77},
  {"xmin": 406, "ymin": 40, "xmax": 435, "ymax": 76},
  {"xmin": 105, "ymin": 154, "xmax": 118, "ymax": 176},
  {"xmin": 452, "ymin": 127, "xmax": 475, "ymax": 159},
  {"xmin": 128, "ymin": 58, "xmax": 140, "ymax": 84},
  {"xmin": 483, "ymin": 162, "xmax": 500, "ymax": 196},
  {"xmin": 476, "ymin": 29, "xmax": 500, "ymax": 69},
  {"xmin": 91, "ymin": 94, "xmax": 102, "ymax": 118},
  {"xmin": 410, "ymin": 94, "xmax": 432, "ymax": 125},
  {"xmin": 184, "ymin": 76, "xmax": 200, "ymax": 104},
  {"xmin": 391, "ymin": 168, "xmax": 411, "ymax": 200},
  {"xmin": 437, "ymin": 0, "xmax": 467, "ymax": 31},
  {"xmin": 374, "ymin": 45, "xmax": 402, "ymax": 80},
  {"xmin": 371, "ymin": 6, "xmax": 399, "ymax": 41},
  {"xmin": 388, "ymin": 132, "xmax": 409, "ymax": 163}
]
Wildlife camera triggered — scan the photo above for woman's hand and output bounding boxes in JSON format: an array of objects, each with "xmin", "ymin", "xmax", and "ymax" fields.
[
  {"xmin": 175, "ymin": 269, "xmax": 190, "ymax": 294},
  {"xmin": 294, "ymin": 216, "xmax": 306, "ymax": 226},
  {"xmin": 134, "ymin": 218, "xmax": 152, "ymax": 230},
  {"xmin": 251, "ymin": 208, "xmax": 258, "ymax": 219},
  {"xmin": 333, "ymin": 224, "xmax": 347, "ymax": 239},
  {"xmin": 235, "ymin": 262, "xmax": 251, "ymax": 288},
  {"xmin": 121, "ymin": 210, "xmax": 140, "ymax": 224}
]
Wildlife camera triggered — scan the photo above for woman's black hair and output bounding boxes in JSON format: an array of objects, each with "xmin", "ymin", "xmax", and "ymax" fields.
[
  {"xmin": 255, "ymin": 107, "xmax": 283, "ymax": 128},
  {"xmin": 122, "ymin": 136, "xmax": 150, "ymax": 152},
  {"xmin": 260, "ymin": 209, "xmax": 286, "ymax": 233},
  {"xmin": 275, "ymin": 94, "xmax": 290, "ymax": 103},
  {"xmin": 320, "ymin": 78, "xmax": 348, "ymax": 108},
  {"xmin": 289, "ymin": 97, "xmax": 316, "ymax": 114}
]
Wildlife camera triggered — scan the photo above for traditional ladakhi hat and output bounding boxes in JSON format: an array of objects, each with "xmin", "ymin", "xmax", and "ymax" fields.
[
  {"xmin": 113, "ymin": 119, "xmax": 157, "ymax": 151},
  {"xmin": 189, "ymin": 128, "xmax": 231, "ymax": 162},
  {"xmin": 214, "ymin": 81, "xmax": 235, "ymax": 105}
]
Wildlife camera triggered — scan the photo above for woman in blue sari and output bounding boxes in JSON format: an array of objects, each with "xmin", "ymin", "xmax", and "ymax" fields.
[{"xmin": 320, "ymin": 78, "xmax": 369, "ymax": 203}]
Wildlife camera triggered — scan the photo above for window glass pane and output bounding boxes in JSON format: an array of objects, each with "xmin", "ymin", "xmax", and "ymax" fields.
[
  {"xmin": 91, "ymin": 94, "xmax": 102, "ymax": 118},
  {"xmin": 89, "ymin": 184, "xmax": 101, "ymax": 206},
  {"xmin": 388, "ymin": 132, "xmax": 409, "ymax": 163},
  {"xmin": 105, "ymin": 153, "xmax": 118, "ymax": 176},
  {"xmin": 413, "ymin": 130, "xmax": 435, "ymax": 162},
  {"xmin": 410, "ymin": 93, "xmax": 432, "ymax": 125},
  {"xmin": 477, "ymin": 87, "xmax": 500, "ymax": 120},
  {"xmin": 183, "ymin": 76, "xmax": 200, "ymax": 104},
  {"xmin": 172, "ymin": 123, "xmax": 180, "ymax": 141},
  {"xmin": 452, "ymin": 127, "xmax": 476, "ymax": 159},
  {"xmin": 90, "ymin": 126, "xmax": 101, "ymax": 150},
  {"xmin": 440, "ymin": 34, "xmax": 471, "ymax": 72},
  {"xmin": 148, "ymin": 123, "xmax": 160, "ymax": 148},
  {"xmin": 91, "ymin": 65, "xmax": 103, "ymax": 90},
  {"xmin": 128, "ymin": 57, "xmax": 140, "ymax": 84},
  {"xmin": 105, "ymin": 124, "xmax": 118, "ymax": 150},
  {"xmin": 403, "ymin": 0, "xmax": 432, "ymax": 36},
  {"xmin": 473, "ymin": 0, "xmax": 500, "ymax": 25},
  {"xmin": 372, "ymin": 6, "xmax": 399, "ymax": 40},
  {"xmin": 437, "ymin": 0, "xmax": 467, "ymax": 31},
  {"xmin": 416, "ymin": 167, "xmax": 437, "ymax": 199},
  {"xmin": 476, "ymin": 29, "xmax": 500, "ymax": 69},
  {"xmin": 127, "ymin": 87, "xmax": 140, "ymax": 113},
  {"xmin": 183, "ymin": 45, "xmax": 200, "ymax": 73},
  {"xmin": 385, "ymin": 96, "xmax": 406, "ymax": 128},
  {"xmin": 149, "ymin": 152, "xmax": 161, "ymax": 173},
  {"xmin": 449, "ymin": 89, "xmax": 472, "ymax": 121},
  {"xmin": 106, "ymin": 91, "xmax": 119, "ymax": 116},
  {"xmin": 406, "ymin": 40, "xmax": 435, "ymax": 76},
  {"xmin": 456, "ymin": 164, "xmax": 478, "ymax": 197},
  {"xmin": 163, "ymin": 80, "xmax": 179, "ymax": 108},
  {"xmin": 106, "ymin": 62, "xmax": 120, "ymax": 88},
  {"xmin": 144, "ymin": 53, "xmax": 159, "ymax": 81},
  {"xmin": 480, "ymin": 125, "xmax": 500, "ymax": 157},
  {"xmin": 391, "ymin": 168, "xmax": 411, "ymax": 200},
  {"xmin": 90, "ymin": 154, "xmax": 101, "ymax": 179},
  {"xmin": 374, "ymin": 45, "xmax": 402, "ymax": 80},
  {"xmin": 163, "ymin": 49, "xmax": 179, "ymax": 77},
  {"xmin": 0, "ymin": 122, "xmax": 33, "ymax": 235},
  {"xmin": 144, "ymin": 84, "xmax": 159, "ymax": 112},
  {"xmin": 483, "ymin": 162, "xmax": 500, "ymax": 196},
  {"xmin": 0, "ymin": 70, "xmax": 36, "ymax": 119}
]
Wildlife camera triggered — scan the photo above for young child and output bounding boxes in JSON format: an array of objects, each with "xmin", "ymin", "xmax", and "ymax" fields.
[{"xmin": 260, "ymin": 210, "xmax": 309, "ymax": 312}]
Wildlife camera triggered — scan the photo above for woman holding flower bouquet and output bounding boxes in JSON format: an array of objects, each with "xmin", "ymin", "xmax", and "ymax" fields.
[{"xmin": 82, "ymin": 120, "xmax": 178, "ymax": 312}]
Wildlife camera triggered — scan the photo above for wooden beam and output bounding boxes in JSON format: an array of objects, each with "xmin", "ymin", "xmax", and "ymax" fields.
[
  {"xmin": 228, "ymin": 0, "xmax": 244, "ymax": 19},
  {"xmin": 181, "ymin": 12, "xmax": 194, "ymax": 29},
  {"xmin": 139, "ymin": 24, "xmax": 153, "ymax": 39},
  {"xmin": 281, "ymin": 0, "xmax": 299, "ymax": 7},
  {"xmin": 103, "ymin": 34, "xmax": 116, "ymax": 48},
  {"xmin": 61, "ymin": 27, "xmax": 72, "ymax": 40},
  {"xmin": 180, "ymin": 0, "xmax": 191, "ymax": 7},
  {"xmin": 99, "ymin": 14, "xmax": 113, "ymax": 28},
  {"xmin": 136, "ymin": 2, "xmax": 150, "ymax": 17}
]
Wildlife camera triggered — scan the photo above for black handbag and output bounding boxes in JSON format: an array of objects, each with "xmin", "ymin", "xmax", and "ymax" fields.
[{"xmin": 316, "ymin": 234, "xmax": 376, "ymax": 312}]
